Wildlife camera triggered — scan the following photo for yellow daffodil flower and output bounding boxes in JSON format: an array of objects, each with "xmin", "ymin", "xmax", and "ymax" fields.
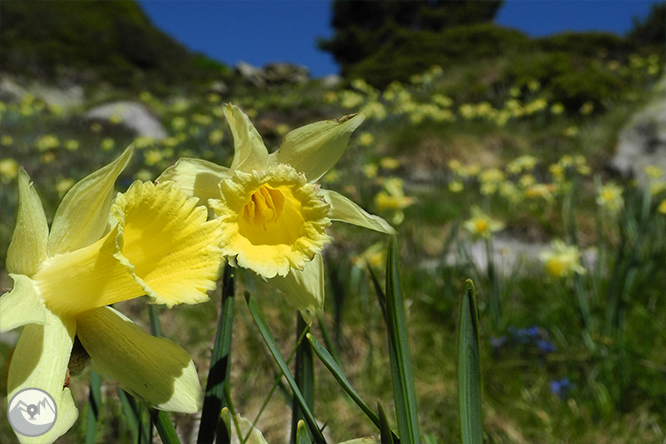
[
  {"xmin": 158, "ymin": 104, "xmax": 395, "ymax": 321},
  {"xmin": 0, "ymin": 147, "xmax": 224, "ymax": 443},
  {"xmin": 540, "ymin": 240, "xmax": 586, "ymax": 278},
  {"xmin": 463, "ymin": 207, "xmax": 505, "ymax": 239},
  {"xmin": 597, "ymin": 182, "xmax": 624, "ymax": 215},
  {"xmin": 374, "ymin": 177, "xmax": 415, "ymax": 225}
]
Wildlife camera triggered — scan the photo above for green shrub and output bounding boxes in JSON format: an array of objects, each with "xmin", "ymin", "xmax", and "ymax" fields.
[{"xmin": 348, "ymin": 24, "xmax": 532, "ymax": 88}]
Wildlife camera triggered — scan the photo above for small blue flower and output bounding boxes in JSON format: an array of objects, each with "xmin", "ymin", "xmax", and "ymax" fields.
[
  {"xmin": 537, "ymin": 339, "xmax": 556, "ymax": 354},
  {"xmin": 550, "ymin": 377, "xmax": 572, "ymax": 399}
]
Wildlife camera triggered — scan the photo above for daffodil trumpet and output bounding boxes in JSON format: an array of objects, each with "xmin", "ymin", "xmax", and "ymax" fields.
[
  {"xmin": 0, "ymin": 147, "xmax": 224, "ymax": 443},
  {"xmin": 159, "ymin": 103, "xmax": 395, "ymax": 321}
]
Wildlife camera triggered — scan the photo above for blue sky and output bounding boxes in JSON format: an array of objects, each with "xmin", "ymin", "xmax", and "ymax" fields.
[{"xmin": 138, "ymin": 0, "xmax": 662, "ymax": 78}]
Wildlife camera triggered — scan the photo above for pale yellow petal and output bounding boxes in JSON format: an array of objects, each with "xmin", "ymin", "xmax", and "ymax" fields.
[
  {"xmin": 269, "ymin": 113, "xmax": 365, "ymax": 182},
  {"xmin": 320, "ymin": 189, "xmax": 396, "ymax": 234},
  {"xmin": 7, "ymin": 310, "xmax": 78, "ymax": 444},
  {"xmin": 269, "ymin": 254, "xmax": 325, "ymax": 324},
  {"xmin": 220, "ymin": 408, "xmax": 269, "ymax": 444},
  {"xmin": 0, "ymin": 274, "xmax": 47, "ymax": 332},
  {"xmin": 112, "ymin": 181, "xmax": 224, "ymax": 307},
  {"xmin": 34, "ymin": 226, "xmax": 144, "ymax": 316},
  {"xmin": 48, "ymin": 146, "xmax": 133, "ymax": 256},
  {"xmin": 6, "ymin": 169, "xmax": 49, "ymax": 276},
  {"xmin": 77, "ymin": 307, "xmax": 203, "ymax": 413},
  {"xmin": 157, "ymin": 157, "xmax": 227, "ymax": 209},
  {"xmin": 225, "ymin": 103, "xmax": 269, "ymax": 173}
]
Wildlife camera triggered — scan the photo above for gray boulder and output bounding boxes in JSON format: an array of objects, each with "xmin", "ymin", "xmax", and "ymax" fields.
[
  {"xmin": 85, "ymin": 101, "xmax": 167, "ymax": 140},
  {"xmin": 611, "ymin": 89, "xmax": 666, "ymax": 187},
  {"xmin": 235, "ymin": 61, "xmax": 266, "ymax": 88},
  {"xmin": 263, "ymin": 62, "xmax": 309, "ymax": 85}
]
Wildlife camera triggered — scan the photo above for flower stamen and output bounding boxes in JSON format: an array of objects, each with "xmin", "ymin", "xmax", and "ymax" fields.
[{"xmin": 243, "ymin": 186, "xmax": 284, "ymax": 230}]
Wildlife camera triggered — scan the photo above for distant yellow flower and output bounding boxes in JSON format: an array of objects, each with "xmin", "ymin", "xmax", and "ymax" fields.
[
  {"xmin": 525, "ymin": 183, "xmax": 557, "ymax": 201},
  {"xmin": 0, "ymin": 158, "xmax": 19, "ymax": 182},
  {"xmin": 133, "ymin": 135, "xmax": 155, "ymax": 149},
  {"xmin": 1, "ymin": 135, "xmax": 14, "ymax": 146},
  {"xmin": 550, "ymin": 103, "xmax": 565, "ymax": 115},
  {"xmin": 597, "ymin": 182, "xmax": 623, "ymax": 215},
  {"xmin": 171, "ymin": 116, "xmax": 187, "ymax": 131},
  {"xmin": 101, "ymin": 137, "xmax": 115, "ymax": 152},
  {"xmin": 64, "ymin": 139, "xmax": 80, "ymax": 151},
  {"xmin": 55, "ymin": 177, "xmax": 75, "ymax": 197},
  {"xmin": 352, "ymin": 242, "xmax": 386, "ymax": 269},
  {"xmin": 144, "ymin": 149, "xmax": 164, "ymax": 166},
  {"xmin": 374, "ymin": 177, "xmax": 414, "ymax": 225},
  {"xmin": 519, "ymin": 174, "xmax": 537, "ymax": 188},
  {"xmin": 449, "ymin": 181, "xmax": 464, "ymax": 193},
  {"xmin": 36, "ymin": 134, "xmax": 60, "ymax": 151},
  {"xmin": 358, "ymin": 132, "xmax": 374, "ymax": 146},
  {"xmin": 1, "ymin": 147, "xmax": 223, "ymax": 443},
  {"xmin": 463, "ymin": 207, "xmax": 504, "ymax": 239},
  {"xmin": 541, "ymin": 240, "xmax": 586, "ymax": 278},
  {"xmin": 380, "ymin": 157, "xmax": 400, "ymax": 170},
  {"xmin": 363, "ymin": 163, "xmax": 378, "ymax": 179},
  {"xmin": 507, "ymin": 155, "xmax": 538, "ymax": 174},
  {"xmin": 580, "ymin": 101, "xmax": 594, "ymax": 115},
  {"xmin": 644, "ymin": 165, "xmax": 663, "ymax": 179},
  {"xmin": 159, "ymin": 104, "xmax": 394, "ymax": 320},
  {"xmin": 208, "ymin": 128, "xmax": 224, "ymax": 145},
  {"xmin": 549, "ymin": 163, "xmax": 565, "ymax": 182}
]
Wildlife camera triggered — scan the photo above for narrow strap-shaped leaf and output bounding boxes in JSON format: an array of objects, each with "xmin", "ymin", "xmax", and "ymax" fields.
[
  {"xmin": 367, "ymin": 263, "xmax": 387, "ymax": 324},
  {"xmin": 307, "ymin": 333, "xmax": 400, "ymax": 443},
  {"xmin": 151, "ymin": 409, "xmax": 182, "ymax": 444},
  {"xmin": 316, "ymin": 312, "xmax": 341, "ymax": 366},
  {"xmin": 118, "ymin": 389, "xmax": 152, "ymax": 444},
  {"xmin": 385, "ymin": 238, "xmax": 420, "ymax": 444},
  {"xmin": 457, "ymin": 280, "xmax": 483, "ymax": 444},
  {"xmin": 86, "ymin": 370, "xmax": 102, "ymax": 444},
  {"xmin": 199, "ymin": 265, "xmax": 236, "ymax": 443},
  {"xmin": 291, "ymin": 314, "xmax": 315, "ymax": 444},
  {"xmin": 245, "ymin": 292, "xmax": 327, "ymax": 444},
  {"xmin": 377, "ymin": 401, "xmax": 395, "ymax": 444}
]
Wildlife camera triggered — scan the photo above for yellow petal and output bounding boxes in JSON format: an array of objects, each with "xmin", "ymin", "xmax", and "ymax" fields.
[
  {"xmin": 269, "ymin": 113, "xmax": 365, "ymax": 182},
  {"xmin": 319, "ymin": 189, "xmax": 396, "ymax": 234},
  {"xmin": 268, "ymin": 253, "xmax": 325, "ymax": 324},
  {"xmin": 225, "ymin": 103, "xmax": 269, "ymax": 173},
  {"xmin": 76, "ymin": 307, "xmax": 203, "ymax": 413},
  {"xmin": 112, "ymin": 181, "xmax": 224, "ymax": 307},
  {"xmin": 220, "ymin": 408, "xmax": 269, "ymax": 444},
  {"xmin": 157, "ymin": 157, "xmax": 228, "ymax": 211},
  {"xmin": 47, "ymin": 146, "xmax": 133, "ymax": 256},
  {"xmin": 34, "ymin": 226, "xmax": 144, "ymax": 316},
  {"xmin": 212, "ymin": 165, "xmax": 331, "ymax": 279},
  {"xmin": 7, "ymin": 310, "xmax": 78, "ymax": 444},
  {"xmin": 6, "ymin": 169, "xmax": 49, "ymax": 276},
  {"xmin": 0, "ymin": 274, "xmax": 47, "ymax": 332}
]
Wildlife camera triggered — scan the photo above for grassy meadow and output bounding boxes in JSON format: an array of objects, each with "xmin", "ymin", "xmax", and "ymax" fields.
[{"xmin": 1, "ymin": 47, "xmax": 665, "ymax": 443}]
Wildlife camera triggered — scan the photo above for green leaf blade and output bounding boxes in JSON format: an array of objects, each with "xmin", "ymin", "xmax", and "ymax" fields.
[
  {"xmin": 385, "ymin": 237, "xmax": 420, "ymax": 444},
  {"xmin": 198, "ymin": 265, "xmax": 236, "ymax": 444},
  {"xmin": 245, "ymin": 293, "xmax": 327, "ymax": 444},
  {"xmin": 457, "ymin": 279, "xmax": 483, "ymax": 444}
]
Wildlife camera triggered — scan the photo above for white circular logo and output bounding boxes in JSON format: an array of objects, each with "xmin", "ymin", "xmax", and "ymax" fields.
[{"xmin": 7, "ymin": 388, "xmax": 57, "ymax": 437}]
